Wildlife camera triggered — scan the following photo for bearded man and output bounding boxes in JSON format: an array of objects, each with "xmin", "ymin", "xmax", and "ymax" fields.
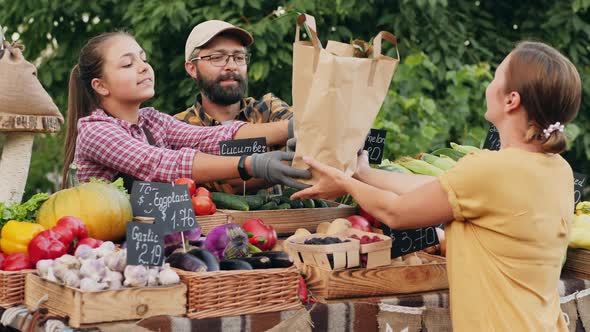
[{"xmin": 175, "ymin": 20, "xmax": 293, "ymax": 194}]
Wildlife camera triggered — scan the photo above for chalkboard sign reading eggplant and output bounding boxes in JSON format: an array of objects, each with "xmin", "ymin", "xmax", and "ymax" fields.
[
  {"xmin": 574, "ymin": 172, "xmax": 587, "ymax": 209},
  {"xmin": 381, "ymin": 225, "xmax": 440, "ymax": 258},
  {"xmin": 363, "ymin": 129, "xmax": 387, "ymax": 164},
  {"xmin": 219, "ymin": 137, "xmax": 267, "ymax": 156},
  {"xmin": 483, "ymin": 125, "xmax": 501, "ymax": 151},
  {"xmin": 126, "ymin": 221, "xmax": 165, "ymax": 266},
  {"xmin": 130, "ymin": 181, "xmax": 197, "ymax": 234}
]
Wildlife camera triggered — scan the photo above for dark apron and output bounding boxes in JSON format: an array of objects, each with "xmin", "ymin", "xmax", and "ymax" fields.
[{"xmin": 118, "ymin": 127, "xmax": 158, "ymax": 193}]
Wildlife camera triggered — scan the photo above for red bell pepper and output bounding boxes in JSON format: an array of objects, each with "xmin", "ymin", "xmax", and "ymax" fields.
[
  {"xmin": 74, "ymin": 237, "xmax": 103, "ymax": 251},
  {"xmin": 28, "ymin": 230, "xmax": 69, "ymax": 265},
  {"xmin": 242, "ymin": 218, "xmax": 277, "ymax": 251},
  {"xmin": 3, "ymin": 253, "xmax": 32, "ymax": 271},
  {"xmin": 297, "ymin": 275, "xmax": 308, "ymax": 303},
  {"xmin": 359, "ymin": 206, "xmax": 380, "ymax": 228}
]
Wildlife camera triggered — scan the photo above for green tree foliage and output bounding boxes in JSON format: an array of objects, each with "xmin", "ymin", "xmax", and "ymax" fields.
[{"xmin": 1, "ymin": 0, "xmax": 589, "ymax": 198}]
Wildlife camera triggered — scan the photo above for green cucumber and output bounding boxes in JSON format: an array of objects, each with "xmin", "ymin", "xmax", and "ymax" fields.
[
  {"xmin": 277, "ymin": 203, "xmax": 291, "ymax": 209},
  {"xmin": 241, "ymin": 195, "xmax": 265, "ymax": 210},
  {"xmin": 211, "ymin": 192, "xmax": 249, "ymax": 211},
  {"xmin": 282, "ymin": 187, "xmax": 297, "ymax": 198},
  {"xmin": 289, "ymin": 199, "xmax": 304, "ymax": 209},
  {"xmin": 302, "ymin": 199, "xmax": 315, "ymax": 209},
  {"xmin": 260, "ymin": 201, "xmax": 278, "ymax": 210},
  {"xmin": 314, "ymin": 199, "xmax": 329, "ymax": 208}
]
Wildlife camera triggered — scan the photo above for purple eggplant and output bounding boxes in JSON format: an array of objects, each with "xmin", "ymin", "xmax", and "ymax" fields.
[
  {"xmin": 166, "ymin": 252, "xmax": 207, "ymax": 272},
  {"xmin": 205, "ymin": 224, "xmax": 250, "ymax": 260}
]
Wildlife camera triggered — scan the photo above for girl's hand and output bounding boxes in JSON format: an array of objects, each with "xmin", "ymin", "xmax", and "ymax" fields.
[
  {"xmin": 354, "ymin": 150, "xmax": 370, "ymax": 179},
  {"xmin": 290, "ymin": 156, "xmax": 349, "ymax": 200}
]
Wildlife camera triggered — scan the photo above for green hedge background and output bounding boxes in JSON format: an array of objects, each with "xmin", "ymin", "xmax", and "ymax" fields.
[{"xmin": 1, "ymin": 0, "xmax": 589, "ymax": 199}]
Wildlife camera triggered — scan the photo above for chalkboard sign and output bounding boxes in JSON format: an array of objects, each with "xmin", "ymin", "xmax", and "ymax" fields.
[
  {"xmin": 363, "ymin": 129, "xmax": 387, "ymax": 164},
  {"xmin": 381, "ymin": 225, "xmax": 440, "ymax": 258},
  {"xmin": 130, "ymin": 182, "xmax": 197, "ymax": 234},
  {"xmin": 574, "ymin": 172, "xmax": 587, "ymax": 209},
  {"xmin": 483, "ymin": 125, "xmax": 501, "ymax": 150},
  {"xmin": 126, "ymin": 221, "xmax": 165, "ymax": 266},
  {"xmin": 219, "ymin": 137, "xmax": 267, "ymax": 156}
]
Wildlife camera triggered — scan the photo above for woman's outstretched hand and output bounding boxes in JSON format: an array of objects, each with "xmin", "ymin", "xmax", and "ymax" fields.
[{"xmin": 290, "ymin": 156, "xmax": 350, "ymax": 200}]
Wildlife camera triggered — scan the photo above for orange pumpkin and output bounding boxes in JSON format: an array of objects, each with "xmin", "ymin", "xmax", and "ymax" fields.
[{"xmin": 36, "ymin": 183, "xmax": 132, "ymax": 241}]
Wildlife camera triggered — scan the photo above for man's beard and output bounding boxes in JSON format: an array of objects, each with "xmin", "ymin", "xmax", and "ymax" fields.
[{"xmin": 196, "ymin": 69, "xmax": 247, "ymax": 106}]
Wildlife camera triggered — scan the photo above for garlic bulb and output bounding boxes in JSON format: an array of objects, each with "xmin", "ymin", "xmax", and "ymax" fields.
[
  {"xmin": 79, "ymin": 278, "xmax": 108, "ymax": 292},
  {"xmin": 158, "ymin": 264, "xmax": 180, "ymax": 286},
  {"xmin": 123, "ymin": 265, "xmax": 148, "ymax": 287},
  {"xmin": 80, "ymin": 259, "xmax": 107, "ymax": 281}
]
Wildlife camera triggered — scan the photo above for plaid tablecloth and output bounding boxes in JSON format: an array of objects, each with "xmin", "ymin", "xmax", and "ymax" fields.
[{"xmin": 2, "ymin": 275, "xmax": 590, "ymax": 332}]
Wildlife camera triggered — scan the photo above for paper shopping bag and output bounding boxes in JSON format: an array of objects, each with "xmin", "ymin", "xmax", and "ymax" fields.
[{"xmin": 291, "ymin": 14, "xmax": 399, "ymax": 185}]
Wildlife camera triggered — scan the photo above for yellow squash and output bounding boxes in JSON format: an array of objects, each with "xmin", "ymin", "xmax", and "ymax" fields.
[{"xmin": 36, "ymin": 183, "xmax": 132, "ymax": 241}]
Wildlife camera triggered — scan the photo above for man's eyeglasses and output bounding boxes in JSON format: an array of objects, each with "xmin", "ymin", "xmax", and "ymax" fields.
[{"xmin": 190, "ymin": 53, "xmax": 250, "ymax": 67}]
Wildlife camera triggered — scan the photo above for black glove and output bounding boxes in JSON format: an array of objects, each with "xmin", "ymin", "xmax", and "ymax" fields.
[
  {"xmin": 250, "ymin": 151, "xmax": 311, "ymax": 189},
  {"xmin": 286, "ymin": 137, "xmax": 297, "ymax": 153},
  {"xmin": 288, "ymin": 117, "xmax": 294, "ymax": 140}
]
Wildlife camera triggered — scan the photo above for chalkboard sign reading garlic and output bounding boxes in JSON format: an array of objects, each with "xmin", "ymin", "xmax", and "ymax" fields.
[
  {"xmin": 130, "ymin": 181, "xmax": 197, "ymax": 234},
  {"xmin": 126, "ymin": 221, "xmax": 165, "ymax": 266}
]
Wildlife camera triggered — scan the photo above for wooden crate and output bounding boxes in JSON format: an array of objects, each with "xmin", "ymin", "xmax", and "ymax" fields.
[
  {"xmin": 24, "ymin": 274, "xmax": 187, "ymax": 328},
  {"xmin": 176, "ymin": 266, "xmax": 300, "ymax": 319},
  {"xmin": 222, "ymin": 202, "xmax": 356, "ymax": 235},
  {"xmin": 564, "ymin": 248, "xmax": 590, "ymax": 280},
  {"xmin": 198, "ymin": 211, "xmax": 230, "ymax": 234},
  {"xmin": 0, "ymin": 269, "xmax": 34, "ymax": 307},
  {"xmin": 302, "ymin": 252, "xmax": 448, "ymax": 300},
  {"xmin": 286, "ymin": 234, "xmax": 360, "ymax": 271}
]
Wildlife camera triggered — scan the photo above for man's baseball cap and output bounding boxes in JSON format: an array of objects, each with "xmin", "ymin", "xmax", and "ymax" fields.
[{"xmin": 185, "ymin": 20, "xmax": 254, "ymax": 62}]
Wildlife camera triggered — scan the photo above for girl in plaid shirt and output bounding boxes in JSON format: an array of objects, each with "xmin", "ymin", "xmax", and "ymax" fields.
[{"xmin": 63, "ymin": 32, "xmax": 309, "ymax": 191}]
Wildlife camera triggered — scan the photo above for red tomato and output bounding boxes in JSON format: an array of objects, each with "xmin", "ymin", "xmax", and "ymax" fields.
[
  {"xmin": 192, "ymin": 196, "xmax": 213, "ymax": 216},
  {"xmin": 209, "ymin": 202, "xmax": 217, "ymax": 214},
  {"xmin": 175, "ymin": 178, "xmax": 196, "ymax": 196},
  {"xmin": 194, "ymin": 187, "xmax": 212, "ymax": 199},
  {"xmin": 346, "ymin": 215, "xmax": 372, "ymax": 232}
]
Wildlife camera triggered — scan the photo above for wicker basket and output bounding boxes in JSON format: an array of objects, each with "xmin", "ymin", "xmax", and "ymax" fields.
[
  {"xmin": 198, "ymin": 212, "xmax": 230, "ymax": 234},
  {"xmin": 0, "ymin": 269, "xmax": 34, "ymax": 307},
  {"xmin": 176, "ymin": 266, "xmax": 301, "ymax": 319}
]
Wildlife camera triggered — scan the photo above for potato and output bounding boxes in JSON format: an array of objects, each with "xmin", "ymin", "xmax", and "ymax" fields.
[
  {"xmin": 326, "ymin": 218, "xmax": 351, "ymax": 234},
  {"xmin": 316, "ymin": 222, "xmax": 331, "ymax": 234},
  {"xmin": 294, "ymin": 228, "xmax": 312, "ymax": 237},
  {"xmin": 405, "ymin": 254, "xmax": 423, "ymax": 266}
]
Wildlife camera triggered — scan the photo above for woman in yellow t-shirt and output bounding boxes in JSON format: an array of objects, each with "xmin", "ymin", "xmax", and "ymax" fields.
[{"xmin": 291, "ymin": 41, "xmax": 581, "ymax": 332}]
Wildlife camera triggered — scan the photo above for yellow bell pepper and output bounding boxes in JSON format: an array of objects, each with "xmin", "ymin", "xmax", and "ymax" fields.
[
  {"xmin": 575, "ymin": 201, "xmax": 590, "ymax": 216},
  {"xmin": 0, "ymin": 220, "xmax": 45, "ymax": 255}
]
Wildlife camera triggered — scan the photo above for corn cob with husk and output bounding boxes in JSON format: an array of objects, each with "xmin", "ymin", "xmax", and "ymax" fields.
[
  {"xmin": 397, "ymin": 157, "xmax": 444, "ymax": 176},
  {"xmin": 430, "ymin": 148, "xmax": 466, "ymax": 161},
  {"xmin": 450, "ymin": 142, "xmax": 480, "ymax": 154},
  {"xmin": 421, "ymin": 153, "xmax": 456, "ymax": 171},
  {"xmin": 378, "ymin": 163, "xmax": 412, "ymax": 174}
]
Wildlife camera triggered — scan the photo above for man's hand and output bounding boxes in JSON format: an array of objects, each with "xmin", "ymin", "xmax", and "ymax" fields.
[{"xmin": 250, "ymin": 151, "xmax": 311, "ymax": 189}]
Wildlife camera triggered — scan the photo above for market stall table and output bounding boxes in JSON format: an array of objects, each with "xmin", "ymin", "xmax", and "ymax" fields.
[{"xmin": 2, "ymin": 275, "xmax": 589, "ymax": 332}]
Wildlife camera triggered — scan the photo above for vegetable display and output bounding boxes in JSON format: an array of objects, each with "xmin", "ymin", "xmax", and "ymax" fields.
[
  {"xmin": 210, "ymin": 189, "xmax": 332, "ymax": 211},
  {"xmin": 0, "ymin": 220, "xmax": 45, "ymax": 255},
  {"xmin": 204, "ymin": 224, "xmax": 251, "ymax": 260}
]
